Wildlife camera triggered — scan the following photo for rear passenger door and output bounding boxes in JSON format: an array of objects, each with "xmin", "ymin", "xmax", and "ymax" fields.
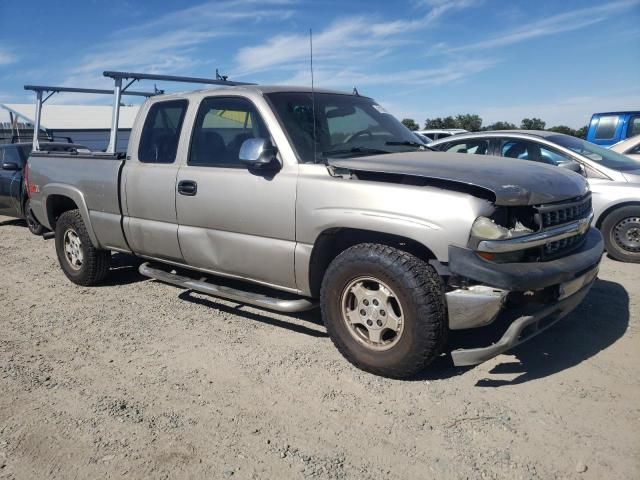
[
  {"xmin": 175, "ymin": 96, "xmax": 298, "ymax": 290},
  {"xmin": 122, "ymin": 99, "xmax": 188, "ymax": 261}
]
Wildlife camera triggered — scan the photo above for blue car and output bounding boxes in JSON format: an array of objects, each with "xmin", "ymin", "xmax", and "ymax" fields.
[{"xmin": 587, "ymin": 111, "xmax": 640, "ymax": 147}]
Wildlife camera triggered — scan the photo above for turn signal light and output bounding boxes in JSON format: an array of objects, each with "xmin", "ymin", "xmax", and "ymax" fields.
[{"xmin": 477, "ymin": 252, "xmax": 495, "ymax": 261}]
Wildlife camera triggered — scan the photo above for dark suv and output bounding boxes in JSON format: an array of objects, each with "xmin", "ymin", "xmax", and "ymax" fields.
[{"xmin": 0, "ymin": 141, "xmax": 87, "ymax": 234}]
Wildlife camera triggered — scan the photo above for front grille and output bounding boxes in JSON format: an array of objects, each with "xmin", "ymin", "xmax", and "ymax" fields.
[
  {"xmin": 530, "ymin": 194, "xmax": 592, "ymax": 260},
  {"xmin": 543, "ymin": 232, "xmax": 587, "ymax": 258},
  {"xmin": 539, "ymin": 194, "xmax": 591, "ymax": 229}
]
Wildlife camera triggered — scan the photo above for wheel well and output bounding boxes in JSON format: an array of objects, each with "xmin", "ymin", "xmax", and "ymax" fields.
[
  {"xmin": 46, "ymin": 195, "xmax": 78, "ymax": 230},
  {"xmin": 307, "ymin": 228, "xmax": 436, "ymax": 297},
  {"xmin": 596, "ymin": 201, "xmax": 640, "ymax": 229}
]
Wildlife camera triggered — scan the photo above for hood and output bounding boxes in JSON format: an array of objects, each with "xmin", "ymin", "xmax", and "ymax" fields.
[{"xmin": 328, "ymin": 151, "xmax": 589, "ymax": 206}]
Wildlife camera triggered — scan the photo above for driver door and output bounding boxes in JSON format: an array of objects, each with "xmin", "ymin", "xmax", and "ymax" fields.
[{"xmin": 175, "ymin": 96, "xmax": 298, "ymax": 290}]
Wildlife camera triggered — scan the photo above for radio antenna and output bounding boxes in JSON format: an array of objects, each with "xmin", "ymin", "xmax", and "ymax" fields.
[{"xmin": 310, "ymin": 28, "xmax": 317, "ymax": 163}]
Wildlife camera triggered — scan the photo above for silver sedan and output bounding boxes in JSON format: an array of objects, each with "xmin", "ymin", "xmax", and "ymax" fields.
[{"xmin": 430, "ymin": 130, "xmax": 640, "ymax": 263}]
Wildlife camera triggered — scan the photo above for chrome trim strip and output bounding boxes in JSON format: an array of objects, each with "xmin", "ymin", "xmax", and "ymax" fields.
[{"xmin": 477, "ymin": 214, "xmax": 592, "ymax": 253}]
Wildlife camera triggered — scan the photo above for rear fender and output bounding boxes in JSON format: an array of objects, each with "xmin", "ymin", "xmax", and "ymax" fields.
[{"xmin": 41, "ymin": 184, "xmax": 100, "ymax": 247}]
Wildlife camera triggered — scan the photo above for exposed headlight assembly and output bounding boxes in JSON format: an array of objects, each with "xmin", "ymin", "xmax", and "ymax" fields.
[
  {"xmin": 470, "ymin": 216, "xmax": 535, "ymax": 262},
  {"xmin": 471, "ymin": 216, "xmax": 534, "ymax": 241}
]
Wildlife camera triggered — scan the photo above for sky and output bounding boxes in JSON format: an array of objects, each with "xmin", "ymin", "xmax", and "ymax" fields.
[{"xmin": 0, "ymin": 0, "xmax": 639, "ymax": 128}]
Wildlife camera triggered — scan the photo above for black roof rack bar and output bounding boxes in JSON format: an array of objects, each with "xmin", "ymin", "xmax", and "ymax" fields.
[
  {"xmin": 24, "ymin": 85, "xmax": 155, "ymax": 97},
  {"xmin": 102, "ymin": 70, "xmax": 256, "ymax": 87}
]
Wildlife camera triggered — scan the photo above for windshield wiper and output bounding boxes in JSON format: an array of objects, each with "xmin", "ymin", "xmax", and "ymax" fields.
[
  {"xmin": 322, "ymin": 146, "xmax": 391, "ymax": 158},
  {"xmin": 385, "ymin": 140, "xmax": 433, "ymax": 150}
]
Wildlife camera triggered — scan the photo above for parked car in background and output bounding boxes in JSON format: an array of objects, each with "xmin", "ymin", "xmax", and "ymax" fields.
[
  {"xmin": 413, "ymin": 131, "xmax": 432, "ymax": 144},
  {"xmin": 587, "ymin": 111, "xmax": 640, "ymax": 147},
  {"xmin": 430, "ymin": 130, "xmax": 640, "ymax": 263},
  {"xmin": 415, "ymin": 128, "xmax": 467, "ymax": 141},
  {"xmin": 26, "ymin": 76, "xmax": 603, "ymax": 377},
  {"xmin": 610, "ymin": 134, "xmax": 640, "ymax": 161},
  {"xmin": 0, "ymin": 141, "xmax": 87, "ymax": 234}
]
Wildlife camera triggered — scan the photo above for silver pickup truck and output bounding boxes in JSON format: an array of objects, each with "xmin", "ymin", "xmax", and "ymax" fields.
[{"xmin": 26, "ymin": 76, "xmax": 603, "ymax": 377}]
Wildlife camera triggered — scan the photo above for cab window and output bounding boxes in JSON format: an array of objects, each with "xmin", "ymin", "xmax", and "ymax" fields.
[
  {"xmin": 189, "ymin": 97, "xmax": 270, "ymax": 167},
  {"xmin": 138, "ymin": 100, "xmax": 188, "ymax": 164},
  {"xmin": 594, "ymin": 116, "xmax": 619, "ymax": 140},
  {"xmin": 627, "ymin": 116, "xmax": 640, "ymax": 138}
]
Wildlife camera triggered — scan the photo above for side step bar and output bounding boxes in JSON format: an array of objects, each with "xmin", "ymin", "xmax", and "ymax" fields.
[{"xmin": 138, "ymin": 262, "xmax": 318, "ymax": 313}]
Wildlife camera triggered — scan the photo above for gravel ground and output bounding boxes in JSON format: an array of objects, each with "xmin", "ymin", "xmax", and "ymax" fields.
[{"xmin": 0, "ymin": 215, "xmax": 638, "ymax": 479}]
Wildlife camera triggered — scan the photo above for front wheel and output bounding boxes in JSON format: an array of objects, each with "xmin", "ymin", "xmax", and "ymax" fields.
[
  {"xmin": 24, "ymin": 198, "xmax": 45, "ymax": 236},
  {"xmin": 601, "ymin": 206, "xmax": 640, "ymax": 263},
  {"xmin": 320, "ymin": 243, "xmax": 447, "ymax": 378},
  {"xmin": 54, "ymin": 209, "xmax": 111, "ymax": 285}
]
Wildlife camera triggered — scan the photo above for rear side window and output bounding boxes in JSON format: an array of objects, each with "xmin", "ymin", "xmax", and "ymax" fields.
[
  {"xmin": 444, "ymin": 140, "xmax": 489, "ymax": 155},
  {"xmin": 627, "ymin": 116, "xmax": 640, "ymax": 138},
  {"xmin": 138, "ymin": 100, "xmax": 188, "ymax": 163},
  {"xmin": 501, "ymin": 140, "xmax": 569, "ymax": 165},
  {"xmin": 594, "ymin": 115, "xmax": 619, "ymax": 140}
]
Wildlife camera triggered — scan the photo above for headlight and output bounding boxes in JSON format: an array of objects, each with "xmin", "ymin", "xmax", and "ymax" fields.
[
  {"xmin": 471, "ymin": 216, "xmax": 534, "ymax": 241},
  {"xmin": 470, "ymin": 216, "xmax": 535, "ymax": 262},
  {"xmin": 470, "ymin": 216, "xmax": 511, "ymax": 240}
]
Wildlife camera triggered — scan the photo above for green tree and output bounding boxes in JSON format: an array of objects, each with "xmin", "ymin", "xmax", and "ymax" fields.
[
  {"xmin": 483, "ymin": 121, "xmax": 517, "ymax": 131},
  {"xmin": 455, "ymin": 114, "xmax": 483, "ymax": 132},
  {"xmin": 547, "ymin": 125, "xmax": 575, "ymax": 136},
  {"xmin": 520, "ymin": 118, "xmax": 546, "ymax": 130},
  {"xmin": 424, "ymin": 116, "xmax": 458, "ymax": 129},
  {"xmin": 401, "ymin": 118, "xmax": 419, "ymax": 131},
  {"xmin": 574, "ymin": 125, "xmax": 588, "ymax": 139}
]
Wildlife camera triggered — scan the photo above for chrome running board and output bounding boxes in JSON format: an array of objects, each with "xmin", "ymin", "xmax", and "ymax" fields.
[{"xmin": 139, "ymin": 262, "xmax": 318, "ymax": 313}]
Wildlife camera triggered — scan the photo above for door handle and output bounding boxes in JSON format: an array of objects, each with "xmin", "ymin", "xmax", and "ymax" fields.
[{"xmin": 178, "ymin": 180, "xmax": 197, "ymax": 196}]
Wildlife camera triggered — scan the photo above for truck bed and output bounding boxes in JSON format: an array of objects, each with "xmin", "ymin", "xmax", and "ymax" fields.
[{"xmin": 27, "ymin": 152, "xmax": 128, "ymax": 251}]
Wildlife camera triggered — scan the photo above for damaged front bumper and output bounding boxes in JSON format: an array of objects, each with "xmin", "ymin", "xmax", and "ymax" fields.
[{"xmin": 444, "ymin": 227, "xmax": 603, "ymax": 366}]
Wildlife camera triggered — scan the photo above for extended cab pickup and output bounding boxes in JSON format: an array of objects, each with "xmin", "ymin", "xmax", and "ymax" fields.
[{"xmin": 26, "ymin": 82, "xmax": 604, "ymax": 377}]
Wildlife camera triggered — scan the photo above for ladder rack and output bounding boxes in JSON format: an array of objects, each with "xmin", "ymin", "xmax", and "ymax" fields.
[
  {"xmin": 23, "ymin": 69, "xmax": 254, "ymax": 153},
  {"xmin": 23, "ymin": 85, "xmax": 156, "ymax": 152}
]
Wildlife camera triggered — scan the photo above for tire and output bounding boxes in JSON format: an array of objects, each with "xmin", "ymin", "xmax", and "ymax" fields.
[
  {"xmin": 23, "ymin": 198, "xmax": 45, "ymax": 236},
  {"xmin": 54, "ymin": 209, "xmax": 111, "ymax": 285},
  {"xmin": 320, "ymin": 243, "xmax": 447, "ymax": 378},
  {"xmin": 601, "ymin": 206, "xmax": 640, "ymax": 263}
]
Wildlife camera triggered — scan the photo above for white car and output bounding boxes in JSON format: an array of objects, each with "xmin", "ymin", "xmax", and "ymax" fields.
[
  {"xmin": 415, "ymin": 128, "xmax": 467, "ymax": 141},
  {"xmin": 610, "ymin": 134, "xmax": 640, "ymax": 161},
  {"xmin": 430, "ymin": 130, "xmax": 640, "ymax": 263}
]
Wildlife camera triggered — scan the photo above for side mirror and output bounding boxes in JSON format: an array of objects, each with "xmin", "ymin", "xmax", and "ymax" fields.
[
  {"xmin": 239, "ymin": 138, "xmax": 279, "ymax": 168},
  {"xmin": 1, "ymin": 162, "xmax": 20, "ymax": 171},
  {"xmin": 558, "ymin": 160, "xmax": 583, "ymax": 174}
]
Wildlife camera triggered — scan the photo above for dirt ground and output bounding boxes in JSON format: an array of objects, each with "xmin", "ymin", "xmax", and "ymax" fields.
[{"xmin": 0, "ymin": 215, "xmax": 638, "ymax": 480}]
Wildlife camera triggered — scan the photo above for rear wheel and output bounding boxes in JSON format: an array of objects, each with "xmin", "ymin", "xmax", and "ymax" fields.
[
  {"xmin": 23, "ymin": 198, "xmax": 45, "ymax": 236},
  {"xmin": 320, "ymin": 243, "xmax": 447, "ymax": 378},
  {"xmin": 55, "ymin": 209, "xmax": 111, "ymax": 285},
  {"xmin": 601, "ymin": 206, "xmax": 640, "ymax": 263}
]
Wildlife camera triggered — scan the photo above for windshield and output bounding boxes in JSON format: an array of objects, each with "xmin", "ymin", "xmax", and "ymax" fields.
[
  {"xmin": 265, "ymin": 92, "xmax": 427, "ymax": 162},
  {"xmin": 548, "ymin": 134, "xmax": 640, "ymax": 172}
]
